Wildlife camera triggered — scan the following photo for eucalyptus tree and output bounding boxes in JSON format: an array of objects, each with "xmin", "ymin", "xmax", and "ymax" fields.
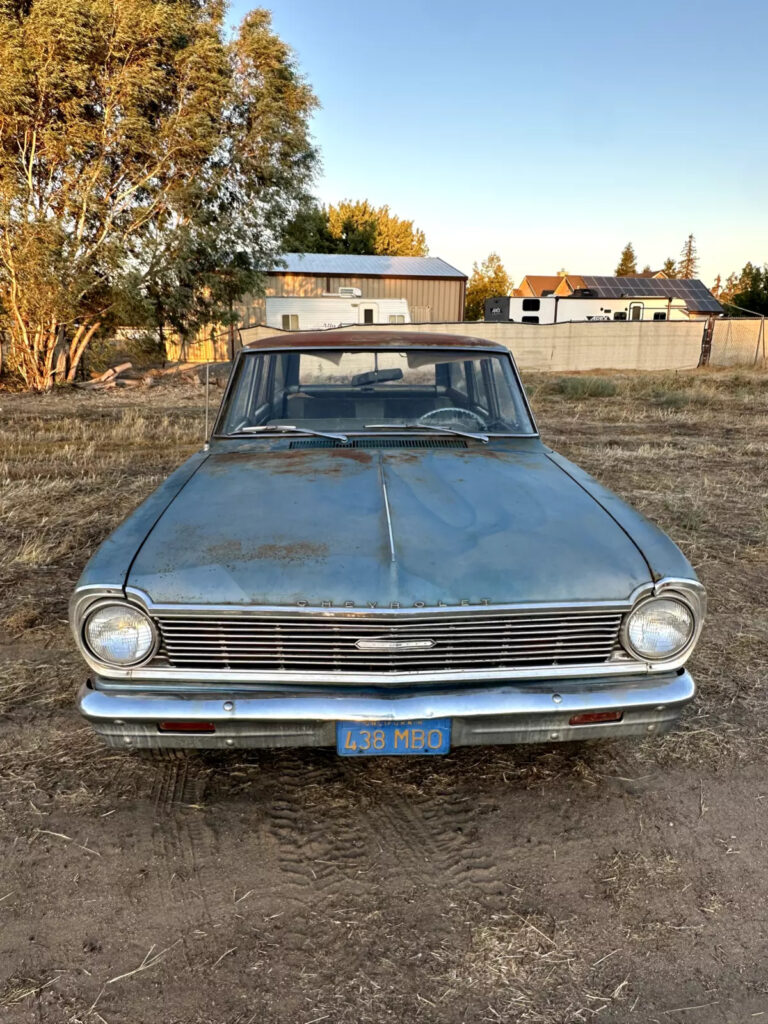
[{"xmin": 0, "ymin": 2, "xmax": 317, "ymax": 389}]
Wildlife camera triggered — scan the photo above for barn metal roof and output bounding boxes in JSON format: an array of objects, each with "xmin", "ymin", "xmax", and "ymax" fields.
[
  {"xmin": 580, "ymin": 276, "xmax": 722, "ymax": 313},
  {"xmin": 272, "ymin": 253, "xmax": 467, "ymax": 279}
]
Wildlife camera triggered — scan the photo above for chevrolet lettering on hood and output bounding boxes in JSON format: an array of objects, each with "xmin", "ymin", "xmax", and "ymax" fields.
[
  {"xmin": 294, "ymin": 600, "xmax": 490, "ymax": 608},
  {"xmin": 70, "ymin": 330, "xmax": 705, "ymax": 759}
]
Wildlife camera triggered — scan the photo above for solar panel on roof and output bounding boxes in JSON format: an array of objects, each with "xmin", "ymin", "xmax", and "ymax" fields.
[{"xmin": 579, "ymin": 276, "xmax": 721, "ymax": 312}]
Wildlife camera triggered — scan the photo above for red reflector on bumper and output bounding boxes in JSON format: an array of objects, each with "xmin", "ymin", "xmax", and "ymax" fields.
[
  {"xmin": 569, "ymin": 711, "xmax": 623, "ymax": 726},
  {"xmin": 158, "ymin": 721, "xmax": 216, "ymax": 733}
]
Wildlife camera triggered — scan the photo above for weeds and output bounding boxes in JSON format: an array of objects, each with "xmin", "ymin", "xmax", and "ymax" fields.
[{"xmin": 554, "ymin": 376, "xmax": 618, "ymax": 398}]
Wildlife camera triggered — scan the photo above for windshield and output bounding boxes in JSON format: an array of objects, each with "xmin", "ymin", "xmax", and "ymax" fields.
[{"xmin": 216, "ymin": 347, "xmax": 536, "ymax": 436}]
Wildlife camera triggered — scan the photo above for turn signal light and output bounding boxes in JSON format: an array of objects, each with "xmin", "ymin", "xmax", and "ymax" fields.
[
  {"xmin": 568, "ymin": 711, "xmax": 623, "ymax": 726},
  {"xmin": 158, "ymin": 721, "xmax": 216, "ymax": 733}
]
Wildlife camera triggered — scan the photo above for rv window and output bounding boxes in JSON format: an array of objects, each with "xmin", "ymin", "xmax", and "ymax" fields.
[
  {"xmin": 281, "ymin": 314, "xmax": 299, "ymax": 331},
  {"xmin": 521, "ymin": 316, "xmax": 539, "ymax": 324},
  {"xmin": 653, "ymin": 311, "xmax": 667, "ymax": 321},
  {"xmin": 613, "ymin": 311, "xmax": 627, "ymax": 321},
  {"xmin": 522, "ymin": 299, "xmax": 540, "ymax": 312},
  {"xmin": 363, "ymin": 308, "xmax": 374, "ymax": 324},
  {"xmin": 388, "ymin": 314, "xmax": 405, "ymax": 324}
]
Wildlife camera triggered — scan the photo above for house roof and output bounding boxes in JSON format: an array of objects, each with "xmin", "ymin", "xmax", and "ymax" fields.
[
  {"xmin": 270, "ymin": 253, "xmax": 467, "ymax": 279},
  {"xmin": 579, "ymin": 276, "xmax": 722, "ymax": 313},
  {"xmin": 519, "ymin": 275, "xmax": 563, "ymax": 296},
  {"xmin": 558, "ymin": 275, "xmax": 585, "ymax": 292}
]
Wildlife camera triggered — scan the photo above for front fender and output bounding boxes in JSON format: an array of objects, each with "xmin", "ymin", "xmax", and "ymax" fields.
[{"xmin": 70, "ymin": 450, "xmax": 210, "ymax": 629}]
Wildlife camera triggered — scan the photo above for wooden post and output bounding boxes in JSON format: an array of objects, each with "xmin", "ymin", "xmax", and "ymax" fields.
[
  {"xmin": 753, "ymin": 317, "xmax": 765, "ymax": 367},
  {"xmin": 699, "ymin": 316, "xmax": 714, "ymax": 367}
]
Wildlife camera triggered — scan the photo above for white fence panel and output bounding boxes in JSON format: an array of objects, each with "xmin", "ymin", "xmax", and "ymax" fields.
[{"xmin": 240, "ymin": 320, "xmax": 705, "ymax": 372}]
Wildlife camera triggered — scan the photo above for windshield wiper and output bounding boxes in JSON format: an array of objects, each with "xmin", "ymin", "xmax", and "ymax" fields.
[
  {"xmin": 364, "ymin": 423, "xmax": 489, "ymax": 443},
  {"xmin": 236, "ymin": 425, "xmax": 349, "ymax": 442}
]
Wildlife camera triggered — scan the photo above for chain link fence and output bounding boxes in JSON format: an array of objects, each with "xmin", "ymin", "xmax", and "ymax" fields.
[{"xmin": 709, "ymin": 318, "xmax": 767, "ymax": 366}]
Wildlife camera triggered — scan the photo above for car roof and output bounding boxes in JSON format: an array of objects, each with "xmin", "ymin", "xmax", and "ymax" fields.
[{"xmin": 242, "ymin": 330, "xmax": 507, "ymax": 353}]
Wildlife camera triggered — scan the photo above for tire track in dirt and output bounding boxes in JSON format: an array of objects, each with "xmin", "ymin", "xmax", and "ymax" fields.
[
  {"xmin": 266, "ymin": 755, "xmax": 371, "ymax": 894},
  {"xmin": 262, "ymin": 754, "xmax": 376, "ymax": 976},
  {"xmin": 261, "ymin": 752, "xmax": 506, "ymax": 989},
  {"xmin": 149, "ymin": 757, "xmax": 220, "ymax": 968},
  {"xmin": 367, "ymin": 784, "xmax": 503, "ymax": 901},
  {"xmin": 89, "ymin": 757, "xmax": 227, "ymax": 1024}
]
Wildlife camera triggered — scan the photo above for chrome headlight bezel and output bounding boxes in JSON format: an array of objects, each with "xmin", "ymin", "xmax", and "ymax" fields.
[
  {"xmin": 621, "ymin": 592, "xmax": 698, "ymax": 663},
  {"xmin": 81, "ymin": 600, "xmax": 159, "ymax": 668}
]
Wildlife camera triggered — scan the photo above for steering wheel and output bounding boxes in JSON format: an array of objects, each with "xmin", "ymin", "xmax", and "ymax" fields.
[{"xmin": 417, "ymin": 407, "xmax": 488, "ymax": 430}]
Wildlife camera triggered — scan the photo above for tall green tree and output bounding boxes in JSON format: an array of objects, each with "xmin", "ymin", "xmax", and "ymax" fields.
[
  {"xmin": 464, "ymin": 253, "xmax": 512, "ymax": 321},
  {"xmin": 661, "ymin": 257, "xmax": 677, "ymax": 278},
  {"xmin": 283, "ymin": 199, "xmax": 428, "ymax": 256},
  {"xmin": 678, "ymin": 234, "xmax": 699, "ymax": 278},
  {"xmin": 282, "ymin": 200, "xmax": 339, "ymax": 253},
  {"xmin": 615, "ymin": 243, "xmax": 638, "ymax": 277},
  {"xmin": 721, "ymin": 262, "xmax": 768, "ymax": 315},
  {"xmin": 0, "ymin": 2, "xmax": 317, "ymax": 390}
]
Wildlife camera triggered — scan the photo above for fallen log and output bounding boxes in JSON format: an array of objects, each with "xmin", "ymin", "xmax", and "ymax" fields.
[
  {"xmin": 75, "ymin": 361, "xmax": 132, "ymax": 389},
  {"xmin": 146, "ymin": 362, "xmax": 199, "ymax": 377}
]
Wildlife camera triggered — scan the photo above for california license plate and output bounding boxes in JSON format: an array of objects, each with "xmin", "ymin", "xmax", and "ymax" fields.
[{"xmin": 336, "ymin": 718, "xmax": 451, "ymax": 757}]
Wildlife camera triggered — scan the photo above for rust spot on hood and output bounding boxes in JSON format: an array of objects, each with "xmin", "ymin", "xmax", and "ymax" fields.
[
  {"xmin": 202, "ymin": 538, "xmax": 330, "ymax": 564},
  {"xmin": 207, "ymin": 448, "xmax": 374, "ymax": 475},
  {"xmin": 254, "ymin": 541, "xmax": 329, "ymax": 563}
]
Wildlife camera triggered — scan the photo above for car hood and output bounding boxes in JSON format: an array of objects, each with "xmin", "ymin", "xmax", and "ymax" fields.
[{"xmin": 126, "ymin": 444, "xmax": 652, "ymax": 608}]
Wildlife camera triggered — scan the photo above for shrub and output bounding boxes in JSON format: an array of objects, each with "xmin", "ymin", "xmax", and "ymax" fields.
[
  {"xmin": 555, "ymin": 376, "xmax": 617, "ymax": 398},
  {"xmin": 650, "ymin": 389, "xmax": 690, "ymax": 408}
]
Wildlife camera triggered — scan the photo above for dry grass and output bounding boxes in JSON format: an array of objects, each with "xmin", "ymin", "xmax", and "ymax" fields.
[
  {"xmin": 0, "ymin": 385, "xmax": 205, "ymax": 810},
  {"xmin": 523, "ymin": 366, "xmax": 768, "ymax": 768},
  {"xmin": 443, "ymin": 914, "xmax": 629, "ymax": 1022}
]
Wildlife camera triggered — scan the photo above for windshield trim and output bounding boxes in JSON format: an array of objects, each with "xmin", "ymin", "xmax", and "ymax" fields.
[{"xmin": 212, "ymin": 345, "xmax": 540, "ymax": 440}]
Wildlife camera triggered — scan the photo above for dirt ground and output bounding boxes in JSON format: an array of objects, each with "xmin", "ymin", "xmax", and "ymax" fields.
[{"xmin": 1, "ymin": 368, "xmax": 767, "ymax": 1024}]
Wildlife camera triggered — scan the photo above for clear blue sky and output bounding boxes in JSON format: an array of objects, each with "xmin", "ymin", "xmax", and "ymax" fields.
[{"xmin": 229, "ymin": 0, "xmax": 766, "ymax": 285}]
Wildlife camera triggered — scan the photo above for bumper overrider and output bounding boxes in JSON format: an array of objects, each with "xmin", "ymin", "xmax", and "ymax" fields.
[{"xmin": 78, "ymin": 670, "xmax": 695, "ymax": 750}]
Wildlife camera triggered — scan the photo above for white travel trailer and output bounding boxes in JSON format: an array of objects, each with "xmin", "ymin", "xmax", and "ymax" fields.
[
  {"xmin": 266, "ymin": 293, "xmax": 411, "ymax": 331},
  {"xmin": 485, "ymin": 295, "xmax": 692, "ymax": 324}
]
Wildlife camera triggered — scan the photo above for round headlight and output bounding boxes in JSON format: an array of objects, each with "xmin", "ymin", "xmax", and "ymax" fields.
[
  {"xmin": 624, "ymin": 597, "xmax": 694, "ymax": 661},
  {"xmin": 84, "ymin": 603, "xmax": 156, "ymax": 666}
]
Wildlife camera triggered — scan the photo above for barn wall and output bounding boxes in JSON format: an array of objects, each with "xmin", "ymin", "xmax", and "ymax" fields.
[{"xmin": 237, "ymin": 274, "xmax": 465, "ymax": 325}]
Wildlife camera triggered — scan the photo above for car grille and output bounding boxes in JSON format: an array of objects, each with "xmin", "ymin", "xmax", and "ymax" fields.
[{"xmin": 154, "ymin": 610, "xmax": 624, "ymax": 675}]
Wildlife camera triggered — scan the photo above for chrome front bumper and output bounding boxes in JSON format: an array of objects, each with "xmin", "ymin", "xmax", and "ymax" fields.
[{"xmin": 77, "ymin": 670, "xmax": 695, "ymax": 751}]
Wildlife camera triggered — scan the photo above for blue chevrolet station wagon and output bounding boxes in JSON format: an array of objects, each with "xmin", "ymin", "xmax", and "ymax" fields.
[{"xmin": 71, "ymin": 331, "xmax": 705, "ymax": 757}]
